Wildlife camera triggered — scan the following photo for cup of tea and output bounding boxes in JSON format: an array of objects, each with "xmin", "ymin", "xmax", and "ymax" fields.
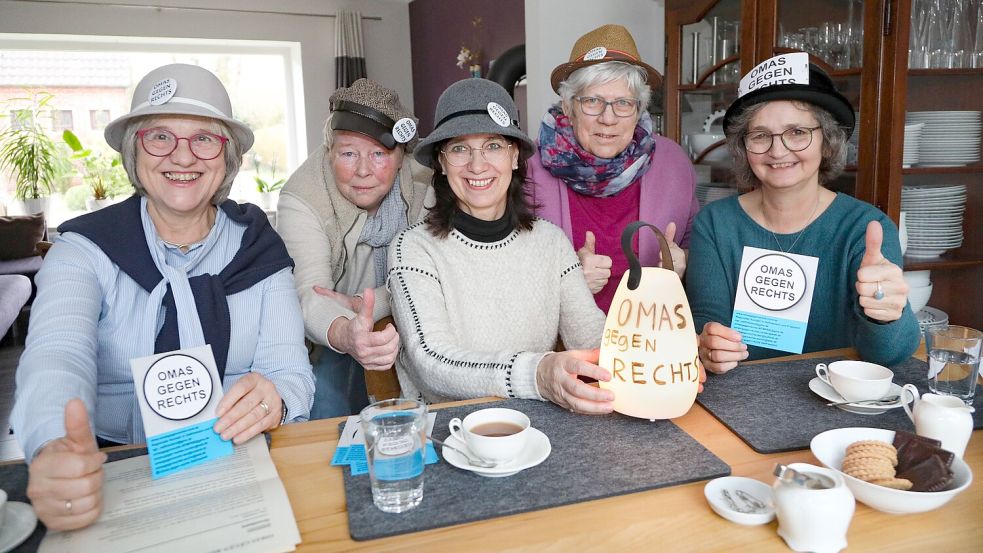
[
  {"xmin": 448, "ymin": 408, "xmax": 530, "ymax": 462},
  {"xmin": 815, "ymin": 361, "xmax": 893, "ymax": 402}
]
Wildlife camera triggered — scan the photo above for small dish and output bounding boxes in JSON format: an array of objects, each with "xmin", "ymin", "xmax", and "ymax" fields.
[
  {"xmin": 440, "ymin": 427, "xmax": 551, "ymax": 477},
  {"xmin": 809, "ymin": 378, "xmax": 910, "ymax": 415},
  {"xmin": 0, "ymin": 502, "xmax": 37, "ymax": 553},
  {"xmin": 704, "ymin": 476, "xmax": 775, "ymax": 525}
]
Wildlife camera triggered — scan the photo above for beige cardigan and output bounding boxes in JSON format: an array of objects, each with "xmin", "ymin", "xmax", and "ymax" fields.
[{"xmin": 277, "ymin": 144, "xmax": 433, "ymax": 348}]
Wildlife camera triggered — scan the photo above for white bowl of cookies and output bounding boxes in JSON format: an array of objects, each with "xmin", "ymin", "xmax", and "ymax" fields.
[{"xmin": 810, "ymin": 427, "xmax": 972, "ymax": 514}]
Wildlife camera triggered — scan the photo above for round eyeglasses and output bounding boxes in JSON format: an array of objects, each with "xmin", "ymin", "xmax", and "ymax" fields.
[
  {"xmin": 137, "ymin": 128, "xmax": 228, "ymax": 160},
  {"xmin": 573, "ymin": 96, "xmax": 640, "ymax": 117},
  {"xmin": 743, "ymin": 126, "xmax": 822, "ymax": 154},
  {"xmin": 440, "ymin": 141, "xmax": 513, "ymax": 167}
]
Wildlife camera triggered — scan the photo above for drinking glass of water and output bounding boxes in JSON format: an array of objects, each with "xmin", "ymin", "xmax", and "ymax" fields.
[
  {"xmin": 926, "ymin": 325, "xmax": 982, "ymax": 405},
  {"xmin": 360, "ymin": 398, "xmax": 427, "ymax": 513}
]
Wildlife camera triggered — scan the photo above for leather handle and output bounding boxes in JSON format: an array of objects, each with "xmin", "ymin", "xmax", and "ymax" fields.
[{"xmin": 621, "ymin": 221, "xmax": 674, "ymax": 290}]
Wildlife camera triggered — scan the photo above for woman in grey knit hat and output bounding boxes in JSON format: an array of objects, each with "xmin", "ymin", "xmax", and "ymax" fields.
[
  {"xmin": 388, "ymin": 78, "xmax": 614, "ymax": 414},
  {"xmin": 278, "ymin": 79, "xmax": 433, "ymax": 419}
]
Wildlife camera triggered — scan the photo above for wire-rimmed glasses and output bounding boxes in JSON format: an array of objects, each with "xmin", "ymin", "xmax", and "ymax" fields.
[
  {"xmin": 573, "ymin": 96, "xmax": 641, "ymax": 117},
  {"xmin": 743, "ymin": 126, "xmax": 822, "ymax": 154},
  {"xmin": 137, "ymin": 127, "xmax": 228, "ymax": 160},
  {"xmin": 332, "ymin": 149, "xmax": 397, "ymax": 168},
  {"xmin": 440, "ymin": 141, "xmax": 513, "ymax": 167}
]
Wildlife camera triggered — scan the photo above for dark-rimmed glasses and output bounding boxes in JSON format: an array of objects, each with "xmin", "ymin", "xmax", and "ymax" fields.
[
  {"xmin": 137, "ymin": 127, "xmax": 228, "ymax": 160},
  {"xmin": 440, "ymin": 141, "xmax": 513, "ymax": 167},
  {"xmin": 573, "ymin": 96, "xmax": 640, "ymax": 117},
  {"xmin": 743, "ymin": 126, "xmax": 822, "ymax": 154}
]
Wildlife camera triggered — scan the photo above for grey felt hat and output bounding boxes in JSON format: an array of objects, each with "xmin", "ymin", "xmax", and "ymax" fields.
[
  {"xmin": 414, "ymin": 78, "xmax": 534, "ymax": 166},
  {"xmin": 104, "ymin": 63, "xmax": 254, "ymax": 153}
]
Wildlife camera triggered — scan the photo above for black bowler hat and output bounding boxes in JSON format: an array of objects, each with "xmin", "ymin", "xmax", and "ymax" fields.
[{"xmin": 723, "ymin": 52, "xmax": 855, "ymax": 136}]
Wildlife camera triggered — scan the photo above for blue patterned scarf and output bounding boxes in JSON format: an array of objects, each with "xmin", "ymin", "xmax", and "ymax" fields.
[{"xmin": 537, "ymin": 106, "xmax": 657, "ymax": 197}]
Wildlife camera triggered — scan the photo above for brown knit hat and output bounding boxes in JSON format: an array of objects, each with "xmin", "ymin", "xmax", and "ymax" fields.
[
  {"xmin": 329, "ymin": 78, "xmax": 419, "ymax": 150},
  {"xmin": 550, "ymin": 24, "xmax": 662, "ymax": 93}
]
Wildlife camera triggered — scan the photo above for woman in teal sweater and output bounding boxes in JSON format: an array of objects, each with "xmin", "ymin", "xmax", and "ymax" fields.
[{"xmin": 686, "ymin": 53, "xmax": 920, "ymax": 372}]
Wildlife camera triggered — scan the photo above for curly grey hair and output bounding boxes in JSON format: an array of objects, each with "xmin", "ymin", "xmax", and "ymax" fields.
[
  {"xmin": 120, "ymin": 116, "xmax": 243, "ymax": 204},
  {"xmin": 557, "ymin": 61, "xmax": 652, "ymax": 121},
  {"xmin": 725, "ymin": 101, "xmax": 848, "ymax": 190}
]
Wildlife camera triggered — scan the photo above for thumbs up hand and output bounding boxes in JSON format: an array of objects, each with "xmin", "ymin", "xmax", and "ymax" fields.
[
  {"xmin": 327, "ymin": 287, "xmax": 400, "ymax": 371},
  {"xmin": 577, "ymin": 231, "xmax": 612, "ymax": 294},
  {"xmin": 855, "ymin": 220, "xmax": 908, "ymax": 322},
  {"xmin": 28, "ymin": 398, "xmax": 107, "ymax": 530},
  {"xmin": 659, "ymin": 222, "xmax": 688, "ymax": 279}
]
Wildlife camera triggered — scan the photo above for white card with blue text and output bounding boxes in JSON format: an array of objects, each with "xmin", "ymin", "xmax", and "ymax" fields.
[
  {"xmin": 130, "ymin": 345, "xmax": 233, "ymax": 478},
  {"xmin": 731, "ymin": 246, "xmax": 818, "ymax": 354}
]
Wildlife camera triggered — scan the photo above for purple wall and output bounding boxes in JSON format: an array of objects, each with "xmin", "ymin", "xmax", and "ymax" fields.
[{"xmin": 409, "ymin": 0, "xmax": 525, "ymax": 134}]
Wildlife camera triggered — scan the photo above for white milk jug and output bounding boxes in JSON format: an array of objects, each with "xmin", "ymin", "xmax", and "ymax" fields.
[{"xmin": 902, "ymin": 384, "xmax": 975, "ymax": 457}]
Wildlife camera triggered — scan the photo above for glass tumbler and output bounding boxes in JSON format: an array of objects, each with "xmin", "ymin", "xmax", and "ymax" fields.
[
  {"xmin": 360, "ymin": 398, "xmax": 428, "ymax": 513},
  {"xmin": 926, "ymin": 325, "xmax": 982, "ymax": 405}
]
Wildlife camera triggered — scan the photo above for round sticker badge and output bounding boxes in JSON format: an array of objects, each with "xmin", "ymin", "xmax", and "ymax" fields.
[
  {"xmin": 143, "ymin": 353, "xmax": 214, "ymax": 421},
  {"xmin": 742, "ymin": 253, "xmax": 807, "ymax": 312},
  {"xmin": 583, "ymin": 46, "xmax": 608, "ymax": 61},
  {"xmin": 148, "ymin": 78, "xmax": 177, "ymax": 106},
  {"xmin": 392, "ymin": 117, "xmax": 417, "ymax": 143},
  {"xmin": 487, "ymin": 102, "xmax": 511, "ymax": 127}
]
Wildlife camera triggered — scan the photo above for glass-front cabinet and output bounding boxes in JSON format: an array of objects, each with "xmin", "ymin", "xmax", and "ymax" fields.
[{"xmin": 665, "ymin": 0, "xmax": 983, "ymax": 329}]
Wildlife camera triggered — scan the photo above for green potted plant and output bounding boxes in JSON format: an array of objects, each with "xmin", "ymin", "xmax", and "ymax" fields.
[
  {"xmin": 0, "ymin": 91, "xmax": 62, "ymax": 215},
  {"xmin": 62, "ymin": 130, "xmax": 132, "ymax": 211},
  {"xmin": 252, "ymin": 154, "xmax": 285, "ymax": 211}
]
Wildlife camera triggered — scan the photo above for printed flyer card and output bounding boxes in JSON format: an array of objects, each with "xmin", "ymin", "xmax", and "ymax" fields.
[
  {"xmin": 130, "ymin": 345, "xmax": 233, "ymax": 478},
  {"xmin": 731, "ymin": 246, "xmax": 819, "ymax": 354}
]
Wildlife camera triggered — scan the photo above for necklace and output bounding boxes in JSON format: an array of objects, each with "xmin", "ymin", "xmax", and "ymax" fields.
[
  {"xmin": 160, "ymin": 228, "xmax": 212, "ymax": 251},
  {"xmin": 766, "ymin": 192, "xmax": 822, "ymax": 254}
]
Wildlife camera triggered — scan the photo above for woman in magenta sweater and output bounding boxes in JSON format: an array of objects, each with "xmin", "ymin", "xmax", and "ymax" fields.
[{"xmin": 527, "ymin": 24, "xmax": 699, "ymax": 312}]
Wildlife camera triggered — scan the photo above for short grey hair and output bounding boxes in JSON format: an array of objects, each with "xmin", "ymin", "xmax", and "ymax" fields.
[
  {"xmin": 557, "ymin": 61, "xmax": 652, "ymax": 120},
  {"xmin": 121, "ymin": 116, "xmax": 243, "ymax": 204},
  {"xmin": 725, "ymin": 101, "xmax": 848, "ymax": 190}
]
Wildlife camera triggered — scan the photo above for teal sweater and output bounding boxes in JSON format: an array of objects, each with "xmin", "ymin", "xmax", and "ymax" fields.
[{"xmin": 685, "ymin": 193, "xmax": 921, "ymax": 366}]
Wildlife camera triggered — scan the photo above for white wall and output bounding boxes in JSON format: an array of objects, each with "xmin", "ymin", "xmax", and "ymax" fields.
[
  {"xmin": 524, "ymin": 0, "xmax": 665, "ymax": 140},
  {"xmin": 0, "ymin": 0, "xmax": 415, "ymax": 157}
]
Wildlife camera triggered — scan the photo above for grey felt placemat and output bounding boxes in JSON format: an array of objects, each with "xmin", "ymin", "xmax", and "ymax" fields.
[
  {"xmin": 696, "ymin": 355, "xmax": 983, "ymax": 454},
  {"xmin": 342, "ymin": 399, "xmax": 730, "ymax": 541}
]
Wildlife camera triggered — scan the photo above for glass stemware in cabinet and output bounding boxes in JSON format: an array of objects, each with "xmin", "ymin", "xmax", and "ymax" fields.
[
  {"xmin": 778, "ymin": 0, "xmax": 863, "ymax": 70},
  {"xmin": 910, "ymin": 0, "xmax": 983, "ymax": 69}
]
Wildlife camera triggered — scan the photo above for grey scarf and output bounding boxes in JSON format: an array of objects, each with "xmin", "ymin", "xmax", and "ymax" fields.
[{"xmin": 358, "ymin": 175, "xmax": 407, "ymax": 287}]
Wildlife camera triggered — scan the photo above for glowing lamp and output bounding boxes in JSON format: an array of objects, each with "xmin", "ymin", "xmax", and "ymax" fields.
[{"xmin": 599, "ymin": 222, "xmax": 700, "ymax": 420}]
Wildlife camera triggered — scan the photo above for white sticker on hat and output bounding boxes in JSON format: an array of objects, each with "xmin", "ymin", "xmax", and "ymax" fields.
[
  {"xmin": 148, "ymin": 78, "xmax": 178, "ymax": 106},
  {"xmin": 392, "ymin": 117, "xmax": 417, "ymax": 143},
  {"xmin": 487, "ymin": 102, "xmax": 511, "ymax": 127},
  {"xmin": 583, "ymin": 46, "xmax": 608, "ymax": 61},
  {"xmin": 738, "ymin": 52, "xmax": 810, "ymax": 98}
]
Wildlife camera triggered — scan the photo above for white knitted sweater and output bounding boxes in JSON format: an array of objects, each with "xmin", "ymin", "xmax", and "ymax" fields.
[{"xmin": 387, "ymin": 219, "xmax": 606, "ymax": 404}]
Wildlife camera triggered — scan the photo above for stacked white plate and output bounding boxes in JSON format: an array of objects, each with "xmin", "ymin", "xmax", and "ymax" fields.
[
  {"xmin": 905, "ymin": 111, "xmax": 981, "ymax": 167},
  {"xmin": 696, "ymin": 182, "xmax": 738, "ymax": 207},
  {"xmin": 902, "ymin": 122, "xmax": 923, "ymax": 167},
  {"xmin": 901, "ymin": 184, "xmax": 966, "ymax": 258}
]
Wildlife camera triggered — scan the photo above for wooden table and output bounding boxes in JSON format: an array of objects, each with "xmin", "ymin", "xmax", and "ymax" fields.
[{"xmin": 269, "ymin": 349, "xmax": 983, "ymax": 551}]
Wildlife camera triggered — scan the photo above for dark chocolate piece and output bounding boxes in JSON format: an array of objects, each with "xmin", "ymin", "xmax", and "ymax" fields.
[{"xmin": 897, "ymin": 455, "xmax": 954, "ymax": 492}]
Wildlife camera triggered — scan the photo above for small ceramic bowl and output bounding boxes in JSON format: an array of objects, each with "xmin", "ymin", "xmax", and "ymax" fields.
[
  {"xmin": 810, "ymin": 427, "xmax": 973, "ymax": 514},
  {"xmin": 907, "ymin": 283, "xmax": 933, "ymax": 313},
  {"xmin": 704, "ymin": 476, "xmax": 775, "ymax": 525},
  {"xmin": 903, "ymin": 270, "xmax": 931, "ymax": 288}
]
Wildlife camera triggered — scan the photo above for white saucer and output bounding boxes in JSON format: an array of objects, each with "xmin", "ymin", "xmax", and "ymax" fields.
[
  {"xmin": 704, "ymin": 476, "xmax": 775, "ymax": 525},
  {"xmin": 441, "ymin": 427, "xmax": 551, "ymax": 477},
  {"xmin": 0, "ymin": 502, "xmax": 37, "ymax": 553},
  {"xmin": 809, "ymin": 378, "xmax": 910, "ymax": 415}
]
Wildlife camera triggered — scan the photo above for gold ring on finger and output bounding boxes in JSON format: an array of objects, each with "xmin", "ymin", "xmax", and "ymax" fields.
[{"xmin": 259, "ymin": 401, "xmax": 270, "ymax": 416}]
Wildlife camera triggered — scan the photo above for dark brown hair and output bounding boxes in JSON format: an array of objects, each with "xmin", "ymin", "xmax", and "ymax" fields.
[{"xmin": 424, "ymin": 138, "xmax": 537, "ymax": 237}]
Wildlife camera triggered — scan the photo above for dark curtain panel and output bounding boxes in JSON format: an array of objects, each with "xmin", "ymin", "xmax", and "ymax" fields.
[{"xmin": 335, "ymin": 11, "xmax": 367, "ymax": 88}]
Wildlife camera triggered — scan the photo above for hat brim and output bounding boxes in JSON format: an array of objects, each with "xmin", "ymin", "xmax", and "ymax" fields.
[
  {"xmin": 414, "ymin": 114, "xmax": 535, "ymax": 167},
  {"xmin": 723, "ymin": 86, "xmax": 855, "ymax": 136},
  {"xmin": 104, "ymin": 103, "xmax": 255, "ymax": 154},
  {"xmin": 550, "ymin": 59, "xmax": 663, "ymax": 93}
]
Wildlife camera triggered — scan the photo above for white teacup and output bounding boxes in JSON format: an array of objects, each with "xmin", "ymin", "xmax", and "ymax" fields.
[
  {"xmin": 448, "ymin": 408, "xmax": 530, "ymax": 463},
  {"xmin": 816, "ymin": 361, "xmax": 894, "ymax": 402}
]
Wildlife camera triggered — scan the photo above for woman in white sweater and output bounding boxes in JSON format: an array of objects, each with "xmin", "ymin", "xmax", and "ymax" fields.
[{"xmin": 388, "ymin": 79, "xmax": 614, "ymax": 414}]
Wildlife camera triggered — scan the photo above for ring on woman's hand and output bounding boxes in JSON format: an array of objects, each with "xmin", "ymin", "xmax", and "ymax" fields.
[
  {"xmin": 65, "ymin": 499, "xmax": 72, "ymax": 513},
  {"xmin": 874, "ymin": 281, "xmax": 885, "ymax": 300},
  {"xmin": 259, "ymin": 401, "xmax": 270, "ymax": 416}
]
